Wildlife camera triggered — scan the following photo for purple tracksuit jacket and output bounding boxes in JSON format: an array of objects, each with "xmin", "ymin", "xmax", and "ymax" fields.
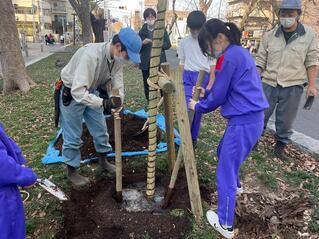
[
  {"xmin": 195, "ymin": 44, "xmax": 269, "ymax": 227},
  {"xmin": 0, "ymin": 124, "xmax": 37, "ymax": 239}
]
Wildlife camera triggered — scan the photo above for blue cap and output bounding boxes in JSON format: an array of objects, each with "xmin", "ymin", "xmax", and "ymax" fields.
[
  {"xmin": 280, "ymin": 0, "xmax": 301, "ymax": 10},
  {"xmin": 118, "ymin": 28, "xmax": 142, "ymax": 64}
]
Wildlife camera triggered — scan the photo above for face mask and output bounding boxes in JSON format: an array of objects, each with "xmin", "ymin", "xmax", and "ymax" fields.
[
  {"xmin": 213, "ymin": 50, "xmax": 223, "ymax": 59},
  {"xmin": 280, "ymin": 17, "xmax": 296, "ymax": 28},
  {"xmin": 146, "ymin": 19, "xmax": 155, "ymax": 26},
  {"xmin": 114, "ymin": 55, "xmax": 129, "ymax": 65},
  {"xmin": 211, "ymin": 40, "xmax": 223, "ymax": 59}
]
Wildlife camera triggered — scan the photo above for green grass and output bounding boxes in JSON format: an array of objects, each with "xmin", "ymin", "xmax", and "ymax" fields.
[{"xmin": 1, "ymin": 51, "xmax": 319, "ymax": 238}]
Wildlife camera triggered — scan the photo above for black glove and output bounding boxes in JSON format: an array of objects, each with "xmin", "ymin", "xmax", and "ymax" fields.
[{"xmin": 103, "ymin": 96, "xmax": 122, "ymax": 111}]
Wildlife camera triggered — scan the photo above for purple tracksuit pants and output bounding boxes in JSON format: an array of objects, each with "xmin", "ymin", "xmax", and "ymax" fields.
[
  {"xmin": 216, "ymin": 111, "xmax": 264, "ymax": 227},
  {"xmin": 183, "ymin": 70, "xmax": 209, "ymax": 141}
]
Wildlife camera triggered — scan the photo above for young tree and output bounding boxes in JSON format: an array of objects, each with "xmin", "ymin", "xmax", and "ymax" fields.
[
  {"xmin": 0, "ymin": 0, "xmax": 35, "ymax": 93},
  {"xmin": 68, "ymin": 0, "xmax": 94, "ymax": 44},
  {"xmin": 199, "ymin": 0, "xmax": 213, "ymax": 15}
]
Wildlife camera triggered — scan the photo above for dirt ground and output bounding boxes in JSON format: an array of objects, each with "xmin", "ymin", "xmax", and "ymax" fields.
[
  {"xmin": 57, "ymin": 172, "xmax": 192, "ymax": 239},
  {"xmin": 54, "ymin": 114, "xmax": 162, "ymax": 159},
  {"xmin": 56, "ymin": 129, "xmax": 318, "ymax": 239}
]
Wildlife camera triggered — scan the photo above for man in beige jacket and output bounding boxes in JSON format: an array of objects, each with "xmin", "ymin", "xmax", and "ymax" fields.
[
  {"xmin": 59, "ymin": 28, "xmax": 141, "ymax": 186},
  {"xmin": 256, "ymin": 0, "xmax": 319, "ymax": 160}
]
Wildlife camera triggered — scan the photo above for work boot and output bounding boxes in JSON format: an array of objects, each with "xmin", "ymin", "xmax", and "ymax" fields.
[
  {"xmin": 96, "ymin": 153, "xmax": 116, "ymax": 173},
  {"xmin": 67, "ymin": 165, "xmax": 90, "ymax": 187},
  {"xmin": 274, "ymin": 142, "xmax": 293, "ymax": 161}
]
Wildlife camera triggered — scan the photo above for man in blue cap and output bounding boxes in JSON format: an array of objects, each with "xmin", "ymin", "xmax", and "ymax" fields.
[
  {"xmin": 58, "ymin": 27, "xmax": 142, "ymax": 187},
  {"xmin": 256, "ymin": 0, "xmax": 318, "ymax": 160}
]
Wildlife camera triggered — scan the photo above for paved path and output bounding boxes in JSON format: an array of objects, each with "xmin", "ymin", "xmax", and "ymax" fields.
[
  {"xmin": 165, "ymin": 48, "xmax": 319, "ymax": 157},
  {"xmin": 23, "ymin": 43, "xmax": 67, "ymax": 66}
]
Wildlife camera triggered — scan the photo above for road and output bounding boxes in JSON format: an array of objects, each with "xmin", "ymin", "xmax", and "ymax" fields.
[{"xmin": 165, "ymin": 48, "xmax": 319, "ymax": 141}]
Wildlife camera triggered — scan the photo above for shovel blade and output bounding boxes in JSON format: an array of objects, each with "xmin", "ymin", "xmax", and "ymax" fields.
[{"xmin": 37, "ymin": 178, "xmax": 68, "ymax": 201}]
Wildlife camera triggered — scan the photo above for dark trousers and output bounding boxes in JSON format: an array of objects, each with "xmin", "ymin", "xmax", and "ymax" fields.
[
  {"xmin": 263, "ymin": 83, "xmax": 304, "ymax": 145},
  {"xmin": 142, "ymin": 69, "xmax": 150, "ymax": 101},
  {"xmin": 141, "ymin": 69, "xmax": 163, "ymax": 102}
]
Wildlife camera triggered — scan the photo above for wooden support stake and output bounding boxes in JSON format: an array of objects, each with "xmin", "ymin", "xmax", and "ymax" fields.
[
  {"xmin": 161, "ymin": 64, "xmax": 176, "ymax": 172},
  {"xmin": 162, "ymin": 69, "xmax": 206, "ymax": 209},
  {"xmin": 188, "ymin": 70, "xmax": 206, "ymax": 124},
  {"xmin": 171, "ymin": 66, "xmax": 203, "ymax": 222},
  {"xmin": 112, "ymin": 89, "xmax": 122, "ymax": 202}
]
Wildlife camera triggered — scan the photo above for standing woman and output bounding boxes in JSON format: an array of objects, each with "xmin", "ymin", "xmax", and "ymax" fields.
[
  {"xmin": 139, "ymin": 8, "xmax": 171, "ymax": 101},
  {"xmin": 189, "ymin": 19, "xmax": 269, "ymax": 239}
]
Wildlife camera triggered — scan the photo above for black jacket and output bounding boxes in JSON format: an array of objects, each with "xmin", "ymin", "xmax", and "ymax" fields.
[{"xmin": 138, "ymin": 23, "xmax": 171, "ymax": 70}]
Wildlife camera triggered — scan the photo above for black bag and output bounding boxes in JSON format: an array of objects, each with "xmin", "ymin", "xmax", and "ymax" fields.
[
  {"xmin": 54, "ymin": 79, "xmax": 63, "ymax": 127},
  {"xmin": 62, "ymin": 86, "xmax": 73, "ymax": 106}
]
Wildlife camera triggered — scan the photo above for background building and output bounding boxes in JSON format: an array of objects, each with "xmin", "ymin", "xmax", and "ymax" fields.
[{"xmin": 12, "ymin": 0, "xmax": 75, "ymax": 42}]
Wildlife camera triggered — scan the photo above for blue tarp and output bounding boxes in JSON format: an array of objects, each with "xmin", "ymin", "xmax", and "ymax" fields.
[{"xmin": 42, "ymin": 109, "xmax": 181, "ymax": 165}]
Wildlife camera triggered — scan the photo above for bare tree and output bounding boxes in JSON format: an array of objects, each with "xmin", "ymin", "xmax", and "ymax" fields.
[
  {"xmin": 199, "ymin": 0, "xmax": 213, "ymax": 15},
  {"xmin": 238, "ymin": 0, "xmax": 259, "ymax": 31},
  {"xmin": 69, "ymin": 0, "xmax": 94, "ymax": 44},
  {"xmin": 168, "ymin": 0, "xmax": 178, "ymax": 34},
  {"xmin": 0, "ymin": 0, "xmax": 35, "ymax": 93}
]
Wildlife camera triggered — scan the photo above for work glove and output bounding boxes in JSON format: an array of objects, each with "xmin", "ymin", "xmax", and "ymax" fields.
[{"xmin": 103, "ymin": 96, "xmax": 122, "ymax": 111}]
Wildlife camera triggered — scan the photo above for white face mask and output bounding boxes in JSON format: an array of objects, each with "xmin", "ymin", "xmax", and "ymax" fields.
[
  {"xmin": 280, "ymin": 17, "xmax": 296, "ymax": 29},
  {"xmin": 114, "ymin": 55, "xmax": 129, "ymax": 65},
  {"xmin": 213, "ymin": 50, "xmax": 223, "ymax": 59},
  {"xmin": 146, "ymin": 19, "xmax": 155, "ymax": 27}
]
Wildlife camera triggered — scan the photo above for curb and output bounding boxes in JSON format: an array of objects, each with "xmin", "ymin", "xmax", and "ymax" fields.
[{"xmin": 268, "ymin": 119, "xmax": 319, "ymax": 159}]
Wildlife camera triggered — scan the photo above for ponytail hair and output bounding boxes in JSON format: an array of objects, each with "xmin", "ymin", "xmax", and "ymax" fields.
[{"xmin": 198, "ymin": 19, "xmax": 242, "ymax": 57}]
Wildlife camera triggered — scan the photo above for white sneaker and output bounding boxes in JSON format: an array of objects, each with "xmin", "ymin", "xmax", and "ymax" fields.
[
  {"xmin": 236, "ymin": 186, "xmax": 244, "ymax": 195},
  {"xmin": 206, "ymin": 210, "xmax": 234, "ymax": 239}
]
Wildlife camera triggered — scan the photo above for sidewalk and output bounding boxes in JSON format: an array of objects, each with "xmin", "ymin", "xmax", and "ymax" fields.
[{"xmin": 23, "ymin": 42, "xmax": 68, "ymax": 66}]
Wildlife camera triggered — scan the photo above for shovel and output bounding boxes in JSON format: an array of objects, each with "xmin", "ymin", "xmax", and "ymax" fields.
[{"xmin": 37, "ymin": 178, "xmax": 69, "ymax": 201}]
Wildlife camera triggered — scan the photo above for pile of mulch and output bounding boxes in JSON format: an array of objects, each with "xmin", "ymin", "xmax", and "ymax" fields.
[
  {"xmin": 54, "ymin": 114, "xmax": 162, "ymax": 159},
  {"xmin": 57, "ymin": 172, "xmax": 194, "ymax": 239}
]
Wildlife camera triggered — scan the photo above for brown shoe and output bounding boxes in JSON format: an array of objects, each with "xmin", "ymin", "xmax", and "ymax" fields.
[
  {"xmin": 96, "ymin": 153, "xmax": 116, "ymax": 173},
  {"xmin": 274, "ymin": 142, "xmax": 293, "ymax": 161}
]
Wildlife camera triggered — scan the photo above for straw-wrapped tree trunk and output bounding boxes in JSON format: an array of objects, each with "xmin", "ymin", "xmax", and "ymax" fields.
[
  {"xmin": 146, "ymin": 0, "xmax": 168, "ymax": 198},
  {"xmin": 0, "ymin": 0, "xmax": 35, "ymax": 93}
]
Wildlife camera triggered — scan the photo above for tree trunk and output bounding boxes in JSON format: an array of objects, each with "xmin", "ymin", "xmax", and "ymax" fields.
[
  {"xmin": 69, "ymin": 0, "xmax": 93, "ymax": 44},
  {"xmin": 0, "ymin": 0, "xmax": 35, "ymax": 93},
  {"xmin": 199, "ymin": 0, "xmax": 213, "ymax": 15}
]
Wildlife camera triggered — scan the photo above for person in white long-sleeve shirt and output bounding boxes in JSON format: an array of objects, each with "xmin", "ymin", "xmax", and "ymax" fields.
[
  {"xmin": 177, "ymin": 11, "xmax": 216, "ymax": 144},
  {"xmin": 59, "ymin": 28, "xmax": 142, "ymax": 187}
]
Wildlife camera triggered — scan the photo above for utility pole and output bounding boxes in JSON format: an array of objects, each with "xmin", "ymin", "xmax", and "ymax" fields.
[
  {"xmin": 217, "ymin": 0, "xmax": 222, "ymax": 19},
  {"xmin": 72, "ymin": 13, "xmax": 76, "ymax": 45},
  {"xmin": 32, "ymin": 0, "xmax": 36, "ymax": 42}
]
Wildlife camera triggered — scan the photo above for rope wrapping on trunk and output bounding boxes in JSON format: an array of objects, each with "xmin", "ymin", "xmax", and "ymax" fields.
[{"xmin": 146, "ymin": 0, "xmax": 168, "ymax": 198}]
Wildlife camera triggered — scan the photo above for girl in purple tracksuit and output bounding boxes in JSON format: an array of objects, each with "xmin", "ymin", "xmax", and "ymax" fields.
[
  {"xmin": 0, "ymin": 123, "xmax": 37, "ymax": 239},
  {"xmin": 189, "ymin": 19, "xmax": 269, "ymax": 239}
]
